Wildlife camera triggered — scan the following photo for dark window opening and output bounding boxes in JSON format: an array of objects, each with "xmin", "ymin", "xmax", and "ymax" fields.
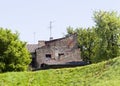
[
  {"xmin": 46, "ymin": 54, "xmax": 51, "ymax": 58},
  {"xmin": 45, "ymin": 54, "xmax": 51, "ymax": 61}
]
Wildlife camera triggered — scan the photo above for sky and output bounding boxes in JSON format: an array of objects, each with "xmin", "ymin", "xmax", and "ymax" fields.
[{"xmin": 0, "ymin": 0, "xmax": 120, "ymax": 44}]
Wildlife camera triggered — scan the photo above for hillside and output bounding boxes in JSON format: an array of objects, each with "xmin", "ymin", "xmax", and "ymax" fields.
[{"xmin": 0, "ymin": 57, "xmax": 120, "ymax": 86}]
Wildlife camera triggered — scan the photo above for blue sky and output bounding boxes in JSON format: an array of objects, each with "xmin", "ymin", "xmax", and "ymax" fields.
[{"xmin": 0, "ymin": 0, "xmax": 120, "ymax": 43}]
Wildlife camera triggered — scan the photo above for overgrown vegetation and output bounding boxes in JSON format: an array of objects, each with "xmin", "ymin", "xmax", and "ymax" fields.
[
  {"xmin": 0, "ymin": 56, "xmax": 120, "ymax": 86},
  {"xmin": 67, "ymin": 11, "xmax": 120, "ymax": 63},
  {"xmin": 0, "ymin": 28, "xmax": 31, "ymax": 73}
]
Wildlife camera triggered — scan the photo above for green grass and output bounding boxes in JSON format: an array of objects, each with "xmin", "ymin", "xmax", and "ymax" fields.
[{"xmin": 0, "ymin": 57, "xmax": 120, "ymax": 86}]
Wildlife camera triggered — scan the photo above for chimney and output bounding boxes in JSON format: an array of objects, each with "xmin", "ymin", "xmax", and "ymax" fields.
[{"xmin": 38, "ymin": 41, "xmax": 45, "ymax": 47}]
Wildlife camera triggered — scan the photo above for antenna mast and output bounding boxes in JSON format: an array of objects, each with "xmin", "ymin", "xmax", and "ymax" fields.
[{"xmin": 49, "ymin": 21, "xmax": 53, "ymax": 40}]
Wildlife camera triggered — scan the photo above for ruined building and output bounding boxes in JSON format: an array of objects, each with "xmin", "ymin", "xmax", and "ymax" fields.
[{"xmin": 27, "ymin": 34, "xmax": 82, "ymax": 69}]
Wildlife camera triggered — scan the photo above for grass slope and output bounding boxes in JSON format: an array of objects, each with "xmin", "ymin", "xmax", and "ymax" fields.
[{"xmin": 0, "ymin": 57, "xmax": 120, "ymax": 86}]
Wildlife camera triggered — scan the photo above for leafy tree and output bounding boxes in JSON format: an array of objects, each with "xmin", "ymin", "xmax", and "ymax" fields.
[
  {"xmin": 94, "ymin": 11, "xmax": 120, "ymax": 62},
  {"xmin": 0, "ymin": 28, "xmax": 31, "ymax": 72},
  {"xmin": 77, "ymin": 27, "xmax": 98, "ymax": 63},
  {"xmin": 66, "ymin": 26, "xmax": 98, "ymax": 63}
]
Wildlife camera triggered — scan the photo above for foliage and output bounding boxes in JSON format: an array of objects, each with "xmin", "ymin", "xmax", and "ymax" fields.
[
  {"xmin": 0, "ymin": 28, "xmax": 31, "ymax": 72},
  {"xmin": 77, "ymin": 27, "xmax": 98, "ymax": 63},
  {"xmin": 0, "ymin": 56, "xmax": 120, "ymax": 86},
  {"xmin": 94, "ymin": 11, "xmax": 120, "ymax": 62},
  {"xmin": 66, "ymin": 26, "xmax": 76, "ymax": 36}
]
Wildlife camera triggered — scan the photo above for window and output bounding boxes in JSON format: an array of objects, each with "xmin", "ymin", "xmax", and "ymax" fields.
[
  {"xmin": 45, "ymin": 54, "xmax": 51, "ymax": 61},
  {"xmin": 46, "ymin": 54, "xmax": 51, "ymax": 58}
]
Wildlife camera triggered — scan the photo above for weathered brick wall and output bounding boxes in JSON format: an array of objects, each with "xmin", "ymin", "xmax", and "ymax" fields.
[{"xmin": 36, "ymin": 34, "xmax": 81, "ymax": 68}]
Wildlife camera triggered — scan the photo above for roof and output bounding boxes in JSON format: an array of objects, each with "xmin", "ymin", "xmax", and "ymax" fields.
[{"xmin": 26, "ymin": 44, "xmax": 39, "ymax": 53}]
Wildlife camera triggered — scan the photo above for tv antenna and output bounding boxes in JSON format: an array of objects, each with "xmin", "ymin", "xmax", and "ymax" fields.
[{"xmin": 49, "ymin": 21, "xmax": 54, "ymax": 40}]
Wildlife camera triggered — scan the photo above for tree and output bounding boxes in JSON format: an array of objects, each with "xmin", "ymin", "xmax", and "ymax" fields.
[
  {"xmin": 94, "ymin": 11, "xmax": 120, "ymax": 62},
  {"xmin": 66, "ymin": 26, "xmax": 98, "ymax": 63},
  {"xmin": 0, "ymin": 28, "xmax": 31, "ymax": 72},
  {"xmin": 77, "ymin": 27, "xmax": 98, "ymax": 63}
]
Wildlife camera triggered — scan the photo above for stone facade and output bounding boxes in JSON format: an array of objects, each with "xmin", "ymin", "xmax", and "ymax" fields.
[
  {"xmin": 27, "ymin": 34, "xmax": 82, "ymax": 69},
  {"xmin": 35, "ymin": 34, "xmax": 81, "ymax": 68}
]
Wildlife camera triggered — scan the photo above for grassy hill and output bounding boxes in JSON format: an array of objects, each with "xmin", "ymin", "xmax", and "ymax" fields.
[{"xmin": 0, "ymin": 57, "xmax": 120, "ymax": 86}]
